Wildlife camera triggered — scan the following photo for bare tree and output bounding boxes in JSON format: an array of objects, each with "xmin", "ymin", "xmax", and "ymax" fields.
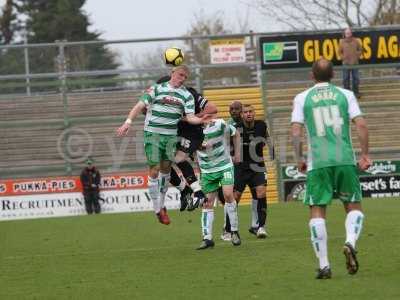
[
  {"xmin": 185, "ymin": 9, "xmax": 255, "ymax": 86},
  {"xmin": 371, "ymin": 0, "xmax": 400, "ymax": 24},
  {"xmin": 126, "ymin": 9, "xmax": 255, "ymax": 87},
  {"xmin": 124, "ymin": 46, "xmax": 171, "ymax": 89},
  {"xmin": 186, "ymin": 9, "xmax": 231, "ymax": 65},
  {"xmin": 250, "ymin": 0, "xmax": 400, "ymax": 30}
]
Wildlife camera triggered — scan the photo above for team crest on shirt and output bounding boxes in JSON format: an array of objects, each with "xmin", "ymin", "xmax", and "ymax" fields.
[{"xmin": 162, "ymin": 96, "xmax": 182, "ymax": 106}]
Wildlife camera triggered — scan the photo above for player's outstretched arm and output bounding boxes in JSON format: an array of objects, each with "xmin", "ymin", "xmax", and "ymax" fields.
[
  {"xmin": 116, "ymin": 101, "xmax": 146, "ymax": 137},
  {"xmin": 267, "ymin": 140, "xmax": 275, "ymax": 161},
  {"xmin": 232, "ymin": 130, "xmax": 241, "ymax": 164},
  {"xmin": 291, "ymin": 123, "xmax": 306, "ymax": 172},
  {"xmin": 264, "ymin": 122, "xmax": 275, "ymax": 160},
  {"xmin": 354, "ymin": 116, "xmax": 371, "ymax": 170}
]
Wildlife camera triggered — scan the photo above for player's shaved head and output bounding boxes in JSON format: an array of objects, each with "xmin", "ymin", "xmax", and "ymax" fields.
[
  {"xmin": 230, "ymin": 100, "xmax": 242, "ymax": 110},
  {"xmin": 229, "ymin": 100, "xmax": 242, "ymax": 122},
  {"xmin": 312, "ymin": 58, "xmax": 333, "ymax": 82}
]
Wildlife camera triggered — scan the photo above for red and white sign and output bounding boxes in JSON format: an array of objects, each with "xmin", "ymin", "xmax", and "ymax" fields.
[
  {"xmin": 210, "ymin": 38, "xmax": 246, "ymax": 64},
  {"xmin": 0, "ymin": 172, "xmax": 147, "ymax": 196},
  {"xmin": 0, "ymin": 172, "xmax": 179, "ymax": 221}
]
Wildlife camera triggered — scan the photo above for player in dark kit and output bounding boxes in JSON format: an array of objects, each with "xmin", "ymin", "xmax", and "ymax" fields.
[
  {"xmin": 156, "ymin": 76, "xmax": 216, "ymax": 211},
  {"xmin": 222, "ymin": 103, "xmax": 274, "ymax": 239},
  {"xmin": 236, "ymin": 104, "xmax": 274, "ymax": 237}
]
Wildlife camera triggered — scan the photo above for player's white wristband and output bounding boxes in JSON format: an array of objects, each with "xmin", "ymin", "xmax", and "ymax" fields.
[{"xmin": 125, "ymin": 118, "xmax": 132, "ymax": 125}]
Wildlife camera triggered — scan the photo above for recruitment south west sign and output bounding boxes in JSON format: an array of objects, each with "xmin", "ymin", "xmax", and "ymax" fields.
[{"xmin": 260, "ymin": 27, "xmax": 400, "ymax": 69}]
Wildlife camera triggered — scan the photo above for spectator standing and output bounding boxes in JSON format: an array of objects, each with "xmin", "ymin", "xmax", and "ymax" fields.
[
  {"xmin": 339, "ymin": 27, "xmax": 362, "ymax": 98},
  {"xmin": 80, "ymin": 158, "xmax": 101, "ymax": 214}
]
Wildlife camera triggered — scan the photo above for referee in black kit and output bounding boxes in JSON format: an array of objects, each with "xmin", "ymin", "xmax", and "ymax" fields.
[{"xmin": 222, "ymin": 103, "xmax": 274, "ymax": 239}]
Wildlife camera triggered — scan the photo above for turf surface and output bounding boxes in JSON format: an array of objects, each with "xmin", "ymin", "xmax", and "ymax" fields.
[{"xmin": 0, "ymin": 198, "xmax": 399, "ymax": 299}]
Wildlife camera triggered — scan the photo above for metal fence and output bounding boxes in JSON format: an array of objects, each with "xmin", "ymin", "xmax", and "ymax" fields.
[
  {"xmin": 1, "ymin": 29, "xmax": 400, "ymax": 188},
  {"xmin": 1, "ymin": 28, "xmax": 399, "ymax": 95},
  {"xmin": 0, "ymin": 32, "xmax": 265, "ymax": 96}
]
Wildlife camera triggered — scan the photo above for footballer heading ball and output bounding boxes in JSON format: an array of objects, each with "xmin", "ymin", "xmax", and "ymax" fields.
[{"xmin": 164, "ymin": 47, "xmax": 184, "ymax": 66}]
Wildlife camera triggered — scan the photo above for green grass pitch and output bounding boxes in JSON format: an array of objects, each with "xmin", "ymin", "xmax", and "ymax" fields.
[{"xmin": 0, "ymin": 198, "xmax": 399, "ymax": 300}]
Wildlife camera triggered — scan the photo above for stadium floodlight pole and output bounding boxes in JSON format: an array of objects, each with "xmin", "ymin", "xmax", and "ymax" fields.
[
  {"xmin": 57, "ymin": 40, "xmax": 72, "ymax": 175},
  {"xmin": 23, "ymin": 30, "xmax": 31, "ymax": 96},
  {"xmin": 56, "ymin": 41, "xmax": 68, "ymax": 93}
]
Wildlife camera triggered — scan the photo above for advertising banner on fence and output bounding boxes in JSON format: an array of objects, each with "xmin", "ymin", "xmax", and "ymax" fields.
[
  {"xmin": 282, "ymin": 161, "xmax": 400, "ymax": 201},
  {"xmin": 283, "ymin": 176, "xmax": 400, "ymax": 202},
  {"xmin": 284, "ymin": 180, "xmax": 306, "ymax": 202},
  {"xmin": 0, "ymin": 172, "xmax": 147, "ymax": 196},
  {"xmin": 260, "ymin": 27, "xmax": 400, "ymax": 69},
  {"xmin": 210, "ymin": 38, "xmax": 246, "ymax": 64},
  {"xmin": 0, "ymin": 172, "xmax": 180, "ymax": 221},
  {"xmin": 360, "ymin": 175, "xmax": 400, "ymax": 198},
  {"xmin": 282, "ymin": 160, "xmax": 400, "ymax": 180},
  {"xmin": 0, "ymin": 188, "xmax": 180, "ymax": 221}
]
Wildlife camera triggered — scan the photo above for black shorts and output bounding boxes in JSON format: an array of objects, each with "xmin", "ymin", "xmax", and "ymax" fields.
[
  {"xmin": 176, "ymin": 136, "xmax": 202, "ymax": 154},
  {"xmin": 234, "ymin": 165, "xmax": 267, "ymax": 193}
]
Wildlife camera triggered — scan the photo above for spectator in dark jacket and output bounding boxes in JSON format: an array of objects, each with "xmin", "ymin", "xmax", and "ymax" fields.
[{"xmin": 80, "ymin": 158, "xmax": 101, "ymax": 214}]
